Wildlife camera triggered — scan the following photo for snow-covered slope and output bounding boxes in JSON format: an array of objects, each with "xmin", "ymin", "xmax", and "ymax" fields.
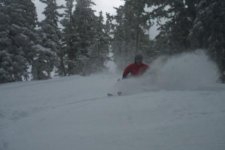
[{"xmin": 0, "ymin": 51, "xmax": 225, "ymax": 150}]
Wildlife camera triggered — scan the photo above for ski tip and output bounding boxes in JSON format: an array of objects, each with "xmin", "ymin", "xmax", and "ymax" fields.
[
  {"xmin": 117, "ymin": 91, "xmax": 122, "ymax": 96},
  {"xmin": 107, "ymin": 93, "xmax": 114, "ymax": 97},
  {"xmin": 107, "ymin": 92, "xmax": 123, "ymax": 97}
]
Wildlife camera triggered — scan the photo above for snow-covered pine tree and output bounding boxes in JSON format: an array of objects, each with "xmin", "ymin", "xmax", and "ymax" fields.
[
  {"xmin": 0, "ymin": 0, "xmax": 37, "ymax": 83},
  {"xmin": 112, "ymin": 0, "xmax": 151, "ymax": 69},
  {"xmin": 34, "ymin": 0, "xmax": 63, "ymax": 79},
  {"xmin": 148, "ymin": 0, "xmax": 198, "ymax": 54},
  {"xmin": 61, "ymin": 0, "xmax": 75, "ymax": 75},
  {"xmin": 105, "ymin": 13, "xmax": 114, "ymax": 39},
  {"xmin": 87, "ymin": 11, "xmax": 111, "ymax": 73},
  {"xmin": 65, "ymin": 0, "xmax": 99, "ymax": 75}
]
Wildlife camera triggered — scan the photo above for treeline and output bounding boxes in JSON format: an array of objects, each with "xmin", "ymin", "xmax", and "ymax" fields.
[
  {"xmin": 112, "ymin": 0, "xmax": 225, "ymax": 81},
  {"xmin": 1, "ymin": 0, "xmax": 225, "ymax": 83},
  {"xmin": 0, "ymin": 0, "xmax": 110, "ymax": 83}
]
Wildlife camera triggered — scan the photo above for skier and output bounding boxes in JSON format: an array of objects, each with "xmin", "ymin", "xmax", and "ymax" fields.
[
  {"xmin": 107, "ymin": 54, "xmax": 149, "ymax": 97},
  {"xmin": 122, "ymin": 54, "xmax": 149, "ymax": 79}
]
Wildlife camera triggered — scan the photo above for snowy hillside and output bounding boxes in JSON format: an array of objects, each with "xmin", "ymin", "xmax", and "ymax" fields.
[{"xmin": 1, "ymin": 52, "xmax": 225, "ymax": 150}]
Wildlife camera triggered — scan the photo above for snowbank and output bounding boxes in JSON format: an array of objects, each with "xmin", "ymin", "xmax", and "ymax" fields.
[
  {"xmin": 0, "ymin": 50, "xmax": 225, "ymax": 150},
  {"xmin": 0, "ymin": 73, "xmax": 225, "ymax": 150}
]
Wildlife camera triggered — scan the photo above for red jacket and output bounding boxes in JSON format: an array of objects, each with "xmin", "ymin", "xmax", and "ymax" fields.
[{"xmin": 123, "ymin": 63, "xmax": 149, "ymax": 78}]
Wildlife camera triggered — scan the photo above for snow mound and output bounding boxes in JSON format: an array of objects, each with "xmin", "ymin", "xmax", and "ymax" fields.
[{"xmin": 114, "ymin": 50, "xmax": 221, "ymax": 94}]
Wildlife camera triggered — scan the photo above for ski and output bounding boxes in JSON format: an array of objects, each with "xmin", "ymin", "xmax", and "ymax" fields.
[{"xmin": 107, "ymin": 91, "xmax": 123, "ymax": 97}]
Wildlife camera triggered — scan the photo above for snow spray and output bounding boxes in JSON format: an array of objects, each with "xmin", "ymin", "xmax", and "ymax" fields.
[{"xmin": 115, "ymin": 50, "xmax": 220, "ymax": 93}]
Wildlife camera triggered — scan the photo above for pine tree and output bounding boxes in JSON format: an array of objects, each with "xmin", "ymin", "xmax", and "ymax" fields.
[
  {"xmin": 189, "ymin": 0, "xmax": 225, "ymax": 81},
  {"xmin": 65, "ymin": 0, "xmax": 99, "ymax": 75},
  {"xmin": 105, "ymin": 13, "xmax": 114, "ymax": 39},
  {"xmin": 112, "ymin": 0, "xmax": 151, "ymax": 69},
  {"xmin": 34, "ymin": 0, "xmax": 63, "ymax": 80},
  {"xmin": 148, "ymin": 0, "xmax": 199, "ymax": 54},
  {"xmin": 0, "ymin": 0, "xmax": 37, "ymax": 83},
  {"xmin": 87, "ymin": 11, "xmax": 111, "ymax": 73},
  {"xmin": 61, "ymin": 0, "xmax": 75, "ymax": 75}
]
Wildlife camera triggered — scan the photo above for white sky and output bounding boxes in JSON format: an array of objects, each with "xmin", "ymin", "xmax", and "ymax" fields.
[{"xmin": 34, "ymin": 0, "xmax": 124, "ymax": 21}]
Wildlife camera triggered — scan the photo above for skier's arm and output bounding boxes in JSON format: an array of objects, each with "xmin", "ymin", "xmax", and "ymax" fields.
[
  {"xmin": 122, "ymin": 65, "xmax": 132, "ymax": 79},
  {"xmin": 143, "ymin": 64, "xmax": 149, "ymax": 73}
]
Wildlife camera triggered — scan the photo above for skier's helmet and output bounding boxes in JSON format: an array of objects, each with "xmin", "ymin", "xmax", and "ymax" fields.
[{"xmin": 134, "ymin": 54, "xmax": 143, "ymax": 63}]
